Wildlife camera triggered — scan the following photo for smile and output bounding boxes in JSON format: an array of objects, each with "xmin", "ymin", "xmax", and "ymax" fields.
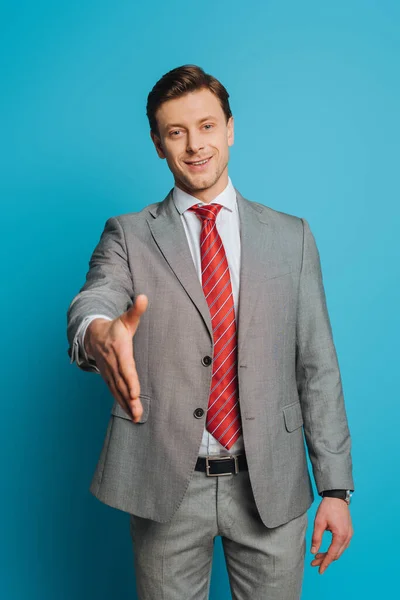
[{"xmin": 184, "ymin": 156, "xmax": 213, "ymax": 170}]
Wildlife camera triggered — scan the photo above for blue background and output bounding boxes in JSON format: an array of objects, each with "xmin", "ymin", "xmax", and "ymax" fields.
[{"xmin": 1, "ymin": 0, "xmax": 399, "ymax": 598}]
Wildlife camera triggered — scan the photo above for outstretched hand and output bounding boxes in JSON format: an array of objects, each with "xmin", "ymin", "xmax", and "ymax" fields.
[
  {"xmin": 85, "ymin": 294, "xmax": 149, "ymax": 422},
  {"xmin": 310, "ymin": 497, "xmax": 353, "ymax": 574}
]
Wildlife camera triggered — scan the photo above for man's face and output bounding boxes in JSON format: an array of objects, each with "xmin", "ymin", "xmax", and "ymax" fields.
[{"xmin": 151, "ymin": 88, "xmax": 234, "ymax": 200}]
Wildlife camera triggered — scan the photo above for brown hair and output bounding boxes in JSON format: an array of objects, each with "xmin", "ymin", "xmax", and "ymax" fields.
[{"xmin": 146, "ymin": 64, "xmax": 232, "ymax": 137}]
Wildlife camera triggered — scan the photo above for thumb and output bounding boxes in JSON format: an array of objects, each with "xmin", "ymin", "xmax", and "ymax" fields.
[
  {"xmin": 119, "ymin": 294, "xmax": 149, "ymax": 334},
  {"xmin": 311, "ymin": 521, "xmax": 325, "ymax": 554}
]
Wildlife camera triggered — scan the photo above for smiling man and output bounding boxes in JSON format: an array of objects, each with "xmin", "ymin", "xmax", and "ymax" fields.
[
  {"xmin": 67, "ymin": 64, "xmax": 355, "ymax": 600},
  {"xmin": 151, "ymin": 88, "xmax": 233, "ymax": 203}
]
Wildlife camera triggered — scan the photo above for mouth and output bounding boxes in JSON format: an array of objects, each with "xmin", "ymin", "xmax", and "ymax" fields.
[{"xmin": 184, "ymin": 156, "xmax": 213, "ymax": 171}]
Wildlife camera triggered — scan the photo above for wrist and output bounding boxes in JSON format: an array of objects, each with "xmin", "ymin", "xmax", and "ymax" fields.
[{"xmin": 85, "ymin": 318, "xmax": 111, "ymax": 357}]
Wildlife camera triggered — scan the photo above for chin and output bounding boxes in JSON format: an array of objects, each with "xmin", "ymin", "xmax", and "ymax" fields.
[
  {"xmin": 191, "ymin": 173, "xmax": 219, "ymax": 189},
  {"xmin": 175, "ymin": 168, "xmax": 219, "ymax": 193}
]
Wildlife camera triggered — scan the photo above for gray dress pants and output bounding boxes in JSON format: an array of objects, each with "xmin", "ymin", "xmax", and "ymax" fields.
[{"xmin": 129, "ymin": 467, "xmax": 308, "ymax": 600}]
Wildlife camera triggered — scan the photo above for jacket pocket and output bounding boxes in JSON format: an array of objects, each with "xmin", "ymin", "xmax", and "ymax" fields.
[
  {"xmin": 283, "ymin": 401, "xmax": 304, "ymax": 432},
  {"xmin": 111, "ymin": 394, "xmax": 151, "ymax": 423}
]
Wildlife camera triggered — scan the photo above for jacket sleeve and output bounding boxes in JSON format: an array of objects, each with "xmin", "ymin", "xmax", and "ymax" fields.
[
  {"xmin": 295, "ymin": 217, "xmax": 355, "ymax": 494},
  {"xmin": 66, "ymin": 216, "xmax": 134, "ymax": 372}
]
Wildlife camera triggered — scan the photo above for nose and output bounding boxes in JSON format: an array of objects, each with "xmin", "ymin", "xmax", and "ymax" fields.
[{"xmin": 186, "ymin": 130, "xmax": 204, "ymax": 154}]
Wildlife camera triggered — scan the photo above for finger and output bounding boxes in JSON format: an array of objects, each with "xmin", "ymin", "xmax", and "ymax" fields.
[
  {"xmin": 311, "ymin": 519, "xmax": 326, "ymax": 554},
  {"xmin": 95, "ymin": 351, "xmax": 130, "ymax": 406},
  {"xmin": 113, "ymin": 370, "xmax": 132, "ymax": 405},
  {"xmin": 127, "ymin": 396, "xmax": 144, "ymax": 423},
  {"xmin": 311, "ymin": 551, "xmax": 326, "ymax": 561},
  {"xmin": 108, "ymin": 365, "xmax": 143, "ymax": 422},
  {"xmin": 115, "ymin": 340, "xmax": 141, "ymax": 400},
  {"xmin": 102, "ymin": 366, "xmax": 132, "ymax": 418},
  {"xmin": 100, "ymin": 349, "xmax": 143, "ymax": 422},
  {"xmin": 109, "ymin": 377, "xmax": 143, "ymax": 423},
  {"xmin": 323, "ymin": 526, "xmax": 352, "ymax": 568},
  {"xmin": 311, "ymin": 552, "xmax": 326, "ymax": 561},
  {"xmin": 96, "ymin": 346, "xmax": 141, "ymax": 422},
  {"xmin": 319, "ymin": 534, "xmax": 346, "ymax": 573},
  {"xmin": 119, "ymin": 294, "xmax": 149, "ymax": 336},
  {"xmin": 336, "ymin": 533, "xmax": 352, "ymax": 560},
  {"xmin": 311, "ymin": 553, "xmax": 326, "ymax": 567},
  {"xmin": 98, "ymin": 349, "xmax": 132, "ymax": 406}
]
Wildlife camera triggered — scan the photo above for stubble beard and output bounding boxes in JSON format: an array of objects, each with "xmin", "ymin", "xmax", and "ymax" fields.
[{"xmin": 176, "ymin": 157, "xmax": 228, "ymax": 194}]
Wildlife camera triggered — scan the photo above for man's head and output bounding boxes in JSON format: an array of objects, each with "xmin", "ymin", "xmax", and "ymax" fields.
[{"xmin": 147, "ymin": 65, "xmax": 234, "ymax": 202}]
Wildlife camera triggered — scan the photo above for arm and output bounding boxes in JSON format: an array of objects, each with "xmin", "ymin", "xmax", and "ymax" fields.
[
  {"xmin": 67, "ymin": 217, "xmax": 134, "ymax": 372},
  {"xmin": 66, "ymin": 216, "xmax": 148, "ymax": 421},
  {"xmin": 295, "ymin": 217, "xmax": 355, "ymax": 494}
]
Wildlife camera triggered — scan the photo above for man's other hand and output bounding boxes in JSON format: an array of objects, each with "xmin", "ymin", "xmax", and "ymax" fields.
[
  {"xmin": 85, "ymin": 294, "xmax": 149, "ymax": 422},
  {"xmin": 310, "ymin": 497, "xmax": 354, "ymax": 574}
]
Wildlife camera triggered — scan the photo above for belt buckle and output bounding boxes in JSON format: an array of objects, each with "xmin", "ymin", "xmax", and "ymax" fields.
[{"xmin": 205, "ymin": 455, "xmax": 239, "ymax": 477}]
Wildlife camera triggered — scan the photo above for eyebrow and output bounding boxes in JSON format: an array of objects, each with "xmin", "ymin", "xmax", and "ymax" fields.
[{"xmin": 165, "ymin": 115, "xmax": 217, "ymax": 130}]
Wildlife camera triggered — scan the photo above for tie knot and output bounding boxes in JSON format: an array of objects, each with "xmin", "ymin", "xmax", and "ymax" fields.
[{"xmin": 187, "ymin": 203, "xmax": 223, "ymax": 222}]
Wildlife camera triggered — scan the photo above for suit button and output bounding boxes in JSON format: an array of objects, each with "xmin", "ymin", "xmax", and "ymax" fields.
[
  {"xmin": 194, "ymin": 408, "xmax": 205, "ymax": 419},
  {"xmin": 202, "ymin": 355, "xmax": 212, "ymax": 366}
]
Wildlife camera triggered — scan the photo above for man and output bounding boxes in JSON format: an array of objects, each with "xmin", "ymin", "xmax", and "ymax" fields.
[{"xmin": 67, "ymin": 64, "xmax": 355, "ymax": 600}]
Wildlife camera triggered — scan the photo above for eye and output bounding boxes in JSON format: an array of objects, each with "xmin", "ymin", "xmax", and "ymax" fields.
[
  {"xmin": 203, "ymin": 124, "xmax": 213, "ymax": 130},
  {"xmin": 168, "ymin": 129, "xmax": 182, "ymax": 137}
]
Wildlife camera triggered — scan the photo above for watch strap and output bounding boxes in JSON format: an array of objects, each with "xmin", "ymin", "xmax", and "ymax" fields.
[
  {"xmin": 321, "ymin": 489, "xmax": 353, "ymax": 504},
  {"xmin": 321, "ymin": 489, "xmax": 347, "ymax": 498}
]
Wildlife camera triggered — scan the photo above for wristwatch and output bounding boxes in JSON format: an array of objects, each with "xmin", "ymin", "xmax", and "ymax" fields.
[{"xmin": 321, "ymin": 489, "xmax": 353, "ymax": 505}]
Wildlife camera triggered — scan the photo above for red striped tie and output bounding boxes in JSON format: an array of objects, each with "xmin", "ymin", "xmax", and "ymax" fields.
[{"xmin": 188, "ymin": 202, "xmax": 242, "ymax": 450}]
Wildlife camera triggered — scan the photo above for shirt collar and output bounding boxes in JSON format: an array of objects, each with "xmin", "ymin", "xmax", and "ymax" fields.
[{"xmin": 172, "ymin": 176, "xmax": 236, "ymax": 215}]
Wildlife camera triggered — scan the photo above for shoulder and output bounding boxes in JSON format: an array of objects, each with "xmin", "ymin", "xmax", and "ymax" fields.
[
  {"xmin": 239, "ymin": 192, "xmax": 306, "ymax": 236},
  {"xmin": 106, "ymin": 201, "xmax": 161, "ymax": 231}
]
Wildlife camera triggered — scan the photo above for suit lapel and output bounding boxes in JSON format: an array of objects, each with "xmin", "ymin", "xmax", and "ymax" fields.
[
  {"xmin": 235, "ymin": 189, "xmax": 272, "ymax": 356},
  {"xmin": 147, "ymin": 189, "xmax": 214, "ymax": 341},
  {"xmin": 147, "ymin": 187, "xmax": 277, "ymax": 354}
]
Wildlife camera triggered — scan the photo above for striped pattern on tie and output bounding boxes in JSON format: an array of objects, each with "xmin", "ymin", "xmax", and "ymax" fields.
[{"xmin": 188, "ymin": 202, "xmax": 242, "ymax": 450}]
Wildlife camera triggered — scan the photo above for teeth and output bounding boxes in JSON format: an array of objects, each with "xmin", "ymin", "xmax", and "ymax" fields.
[{"xmin": 190, "ymin": 158, "xmax": 209, "ymax": 165}]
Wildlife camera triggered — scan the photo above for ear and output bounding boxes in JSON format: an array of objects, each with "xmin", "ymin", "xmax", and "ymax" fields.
[
  {"xmin": 227, "ymin": 116, "xmax": 234, "ymax": 147},
  {"xmin": 150, "ymin": 130, "xmax": 166, "ymax": 159}
]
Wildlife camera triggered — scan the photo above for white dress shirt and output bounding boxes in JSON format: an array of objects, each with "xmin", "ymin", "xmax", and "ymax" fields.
[{"xmin": 72, "ymin": 176, "xmax": 244, "ymax": 456}]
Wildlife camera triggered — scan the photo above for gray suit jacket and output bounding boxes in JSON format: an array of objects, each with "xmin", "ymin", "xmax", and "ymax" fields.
[{"xmin": 67, "ymin": 187, "xmax": 355, "ymax": 528}]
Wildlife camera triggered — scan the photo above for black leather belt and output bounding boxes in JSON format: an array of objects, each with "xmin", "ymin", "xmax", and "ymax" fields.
[{"xmin": 195, "ymin": 455, "xmax": 248, "ymax": 476}]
